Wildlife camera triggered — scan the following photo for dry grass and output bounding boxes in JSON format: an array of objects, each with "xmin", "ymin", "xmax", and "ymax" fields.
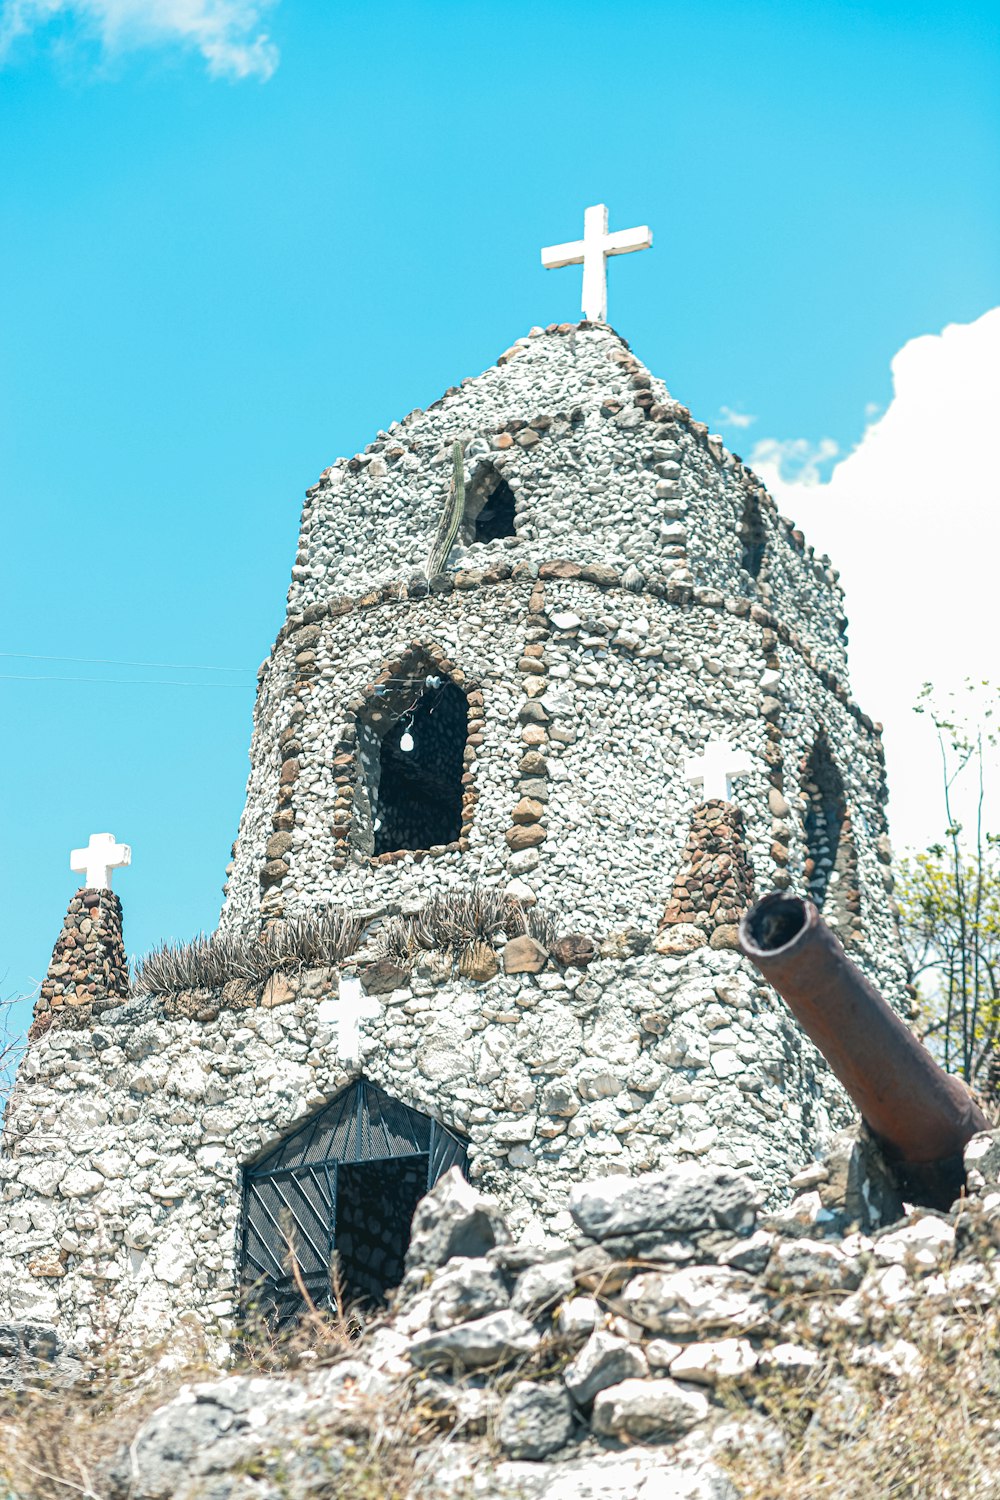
[
  {"xmin": 0, "ymin": 1320, "xmax": 217, "ymax": 1500},
  {"xmin": 0, "ymin": 1352, "xmax": 458, "ymax": 1500},
  {"xmin": 238, "ymin": 1234, "xmax": 366, "ymax": 1375},
  {"xmin": 719, "ymin": 1295, "xmax": 1000, "ymax": 1499},
  {"xmin": 11, "ymin": 1206, "xmax": 1000, "ymax": 1497},
  {"xmin": 0, "ymin": 991, "xmax": 25, "ymax": 1100},
  {"xmin": 5, "ymin": 1292, "xmax": 1000, "ymax": 1499},
  {"xmin": 0, "ymin": 1301, "xmax": 477, "ymax": 1500}
]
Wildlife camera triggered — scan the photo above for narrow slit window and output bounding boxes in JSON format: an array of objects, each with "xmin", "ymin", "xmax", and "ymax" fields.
[
  {"xmin": 739, "ymin": 491, "xmax": 767, "ymax": 579},
  {"xmin": 802, "ymin": 734, "xmax": 847, "ymax": 912}
]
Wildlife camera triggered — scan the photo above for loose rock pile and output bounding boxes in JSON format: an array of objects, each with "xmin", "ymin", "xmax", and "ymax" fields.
[{"xmin": 93, "ymin": 1127, "xmax": 1000, "ymax": 1500}]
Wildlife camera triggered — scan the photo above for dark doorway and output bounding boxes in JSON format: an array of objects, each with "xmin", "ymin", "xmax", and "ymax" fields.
[
  {"xmin": 241, "ymin": 1080, "xmax": 467, "ymax": 1327},
  {"xmin": 335, "ymin": 1157, "xmax": 429, "ymax": 1305},
  {"xmin": 474, "ymin": 478, "xmax": 517, "ymax": 542},
  {"xmin": 374, "ymin": 680, "xmax": 468, "ymax": 854}
]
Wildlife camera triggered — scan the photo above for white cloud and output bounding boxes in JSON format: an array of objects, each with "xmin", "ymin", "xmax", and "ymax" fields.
[
  {"xmin": 751, "ymin": 306, "xmax": 1000, "ymax": 852},
  {"xmin": 718, "ymin": 405, "xmax": 757, "ymax": 431},
  {"xmin": 0, "ymin": 0, "xmax": 278, "ymax": 79},
  {"xmin": 749, "ymin": 434, "xmax": 839, "ymax": 490}
]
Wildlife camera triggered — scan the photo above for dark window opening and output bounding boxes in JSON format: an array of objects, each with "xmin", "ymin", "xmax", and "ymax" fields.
[
  {"xmin": 473, "ymin": 478, "xmax": 517, "ymax": 543},
  {"xmin": 739, "ymin": 492, "xmax": 767, "ymax": 579},
  {"xmin": 803, "ymin": 735, "xmax": 847, "ymax": 911},
  {"xmin": 241, "ymin": 1079, "xmax": 467, "ymax": 1327},
  {"xmin": 374, "ymin": 680, "xmax": 468, "ymax": 854}
]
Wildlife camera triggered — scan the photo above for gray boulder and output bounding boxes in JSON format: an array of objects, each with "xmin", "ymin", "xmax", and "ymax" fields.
[
  {"xmin": 430, "ymin": 1256, "xmax": 509, "ymax": 1329},
  {"xmin": 497, "ymin": 1380, "xmax": 576, "ymax": 1459},
  {"xmin": 619, "ymin": 1267, "xmax": 768, "ymax": 1336},
  {"xmin": 408, "ymin": 1309, "xmax": 540, "ymax": 1371},
  {"xmin": 511, "ymin": 1256, "xmax": 575, "ymax": 1317},
  {"xmin": 563, "ymin": 1330, "xmax": 648, "ymax": 1407},
  {"xmin": 591, "ymin": 1377, "xmax": 710, "ymax": 1441},
  {"xmin": 103, "ymin": 1365, "xmax": 387, "ymax": 1499},
  {"xmin": 569, "ymin": 1167, "xmax": 758, "ymax": 1243},
  {"xmin": 406, "ymin": 1168, "xmax": 510, "ymax": 1273}
]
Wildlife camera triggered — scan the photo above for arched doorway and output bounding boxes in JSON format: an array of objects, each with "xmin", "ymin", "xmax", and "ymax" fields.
[{"xmin": 240, "ymin": 1079, "xmax": 467, "ymax": 1326}]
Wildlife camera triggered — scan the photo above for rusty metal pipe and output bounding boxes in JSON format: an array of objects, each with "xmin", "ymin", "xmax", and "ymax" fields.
[{"xmin": 739, "ymin": 891, "xmax": 988, "ymax": 1210}]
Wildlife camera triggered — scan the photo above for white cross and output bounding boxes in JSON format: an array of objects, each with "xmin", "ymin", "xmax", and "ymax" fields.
[
  {"xmin": 70, "ymin": 832, "xmax": 131, "ymax": 891},
  {"xmin": 541, "ymin": 204, "xmax": 653, "ymax": 323},
  {"xmin": 684, "ymin": 740, "xmax": 754, "ymax": 805},
  {"xmin": 317, "ymin": 975, "xmax": 381, "ymax": 1063}
]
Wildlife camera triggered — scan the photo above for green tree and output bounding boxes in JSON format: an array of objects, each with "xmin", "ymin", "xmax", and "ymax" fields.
[{"xmin": 896, "ymin": 682, "xmax": 1000, "ymax": 1093}]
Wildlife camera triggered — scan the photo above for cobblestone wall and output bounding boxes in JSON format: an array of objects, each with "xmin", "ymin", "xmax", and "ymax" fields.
[
  {"xmin": 0, "ymin": 931, "xmax": 857, "ymax": 1347},
  {"xmin": 282, "ymin": 323, "xmax": 848, "ymax": 674},
  {"xmin": 222, "ymin": 570, "xmax": 898, "ymax": 977}
]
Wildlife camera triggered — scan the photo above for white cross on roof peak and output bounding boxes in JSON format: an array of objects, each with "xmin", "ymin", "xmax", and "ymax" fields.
[
  {"xmin": 684, "ymin": 740, "xmax": 754, "ymax": 805},
  {"xmin": 541, "ymin": 204, "xmax": 652, "ymax": 323},
  {"xmin": 70, "ymin": 832, "xmax": 131, "ymax": 891}
]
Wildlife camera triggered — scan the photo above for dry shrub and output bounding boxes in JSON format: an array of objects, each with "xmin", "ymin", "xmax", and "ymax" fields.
[
  {"xmin": 0, "ymin": 1339, "xmax": 458, "ymax": 1500},
  {"xmin": 132, "ymin": 891, "xmax": 560, "ymax": 999},
  {"xmin": 239, "ymin": 1231, "xmax": 366, "ymax": 1375}
]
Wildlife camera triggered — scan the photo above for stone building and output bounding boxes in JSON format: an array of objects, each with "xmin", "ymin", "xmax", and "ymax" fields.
[{"xmin": 0, "ymin": 320, "xmax": 909, "ymax": 1352}]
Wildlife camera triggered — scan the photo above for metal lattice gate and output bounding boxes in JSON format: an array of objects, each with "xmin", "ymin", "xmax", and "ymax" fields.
[{"xmin": 240, "ymin": 1079, "xmax": 467, "ymax": 1325}]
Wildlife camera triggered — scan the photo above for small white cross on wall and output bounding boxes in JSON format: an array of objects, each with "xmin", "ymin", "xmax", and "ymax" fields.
[
  {"xmin": 70, "ymin": 832, "xmax": 131, "ymax": 891},
  {"xmin": 684, "ymin": 740, "xmax": 754, "ymax": 805},
  {"xmin": 541, "ymin": 204, "xmax": 653, "ymax": 323},
  {"xmin": 317, "ymin": 975, "xmax": 381, "ymax": 1063}
]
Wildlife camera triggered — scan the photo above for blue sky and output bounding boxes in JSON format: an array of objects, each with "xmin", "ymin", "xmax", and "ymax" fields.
[{"xmin": 2, "ymin": 0, "xmax": 998, "ymax": 1037}]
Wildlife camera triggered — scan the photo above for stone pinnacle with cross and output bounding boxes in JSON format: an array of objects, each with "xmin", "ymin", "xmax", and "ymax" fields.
[
  {"xmin": 70, "ymin": 832, "xmax": 131, "ymax": 891},
  {"xmin": 541, "ymin": 204, "xmax": 653, "ymax": 323},
  {"xmin": 684, "ymin": 740, "xmax": 754, "ymax": 805}
]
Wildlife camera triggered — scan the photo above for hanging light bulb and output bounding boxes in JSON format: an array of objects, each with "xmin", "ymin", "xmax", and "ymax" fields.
[
  {"xmin": 400, "ymin": 730, "xmax": 415, "ymax": 753},
  {"xmin": 373, "ymin": 815, "xmax": 382, "ymax": 831}
]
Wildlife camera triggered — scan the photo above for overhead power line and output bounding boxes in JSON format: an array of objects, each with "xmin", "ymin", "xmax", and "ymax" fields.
[
  {"xmin": 0, "ymin": 651, "xmax": 250, "ymax": 672},
  {"xmin": 0, "ymin": 673, "xmax": 254, "ymax": 689}
]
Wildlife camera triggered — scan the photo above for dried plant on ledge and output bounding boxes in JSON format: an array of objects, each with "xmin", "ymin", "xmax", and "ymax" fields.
[
  {"xmin": 133, "ymin": 907, "xmax": 367, "ymax": 997},
  {"xmin": 372, "ymin": 887, "xmax": 556, "ymax": 969}
]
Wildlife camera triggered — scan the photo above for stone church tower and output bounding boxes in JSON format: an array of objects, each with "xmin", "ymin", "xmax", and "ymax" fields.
[{"xmin": 0, "ymin": 319, "xmax": 909, "ymax": 1350}]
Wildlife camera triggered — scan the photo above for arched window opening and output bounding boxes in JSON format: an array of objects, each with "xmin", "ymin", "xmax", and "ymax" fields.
[
  {"xmin": 343, "ymin": 647, "xmax": 479, "ymax": 864},
  {"xmin": 374, "ymin": 680, "xmax": 467, "ymax": 853},
  {"xmin": 739, "ymin": 491, "xmax": 767, "ymax": 580},
  {"xmin": 802, "ymin": 734, "xmax": 850, "ymax": 915},
  {"xmin": 241, "ymin": 1079, "xmax": 467, "ymax": 1326},
  {"xmin": 474, "ymin": 478, "xmax": 517, "ymax": 542},
  {"xmin": 462, "ymin": 464, "xmax": 517, "ymax": 545}
]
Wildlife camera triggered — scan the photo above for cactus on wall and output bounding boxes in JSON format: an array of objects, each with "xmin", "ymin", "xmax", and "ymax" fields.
[{"xmin": 425, "ymin": 441, "xmax": 465, "ymax": 579}]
